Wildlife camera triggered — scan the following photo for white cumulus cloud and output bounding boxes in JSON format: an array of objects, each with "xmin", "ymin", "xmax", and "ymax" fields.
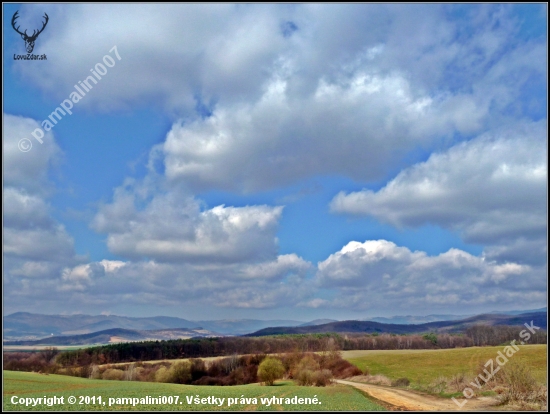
[
  {"xmin": 331, "ymin": 121, "xmax": 548, "ymax": 265},
  {"xmin": 314, "ymin": 240, "xmax": 545, "ymax": 314}
]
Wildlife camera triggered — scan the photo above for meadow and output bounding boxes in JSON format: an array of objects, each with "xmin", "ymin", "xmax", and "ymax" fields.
[
  {"xmin": 2, "ymin": 371, "xmax": 385, "ymax": 411},
  {"xmin": 342, "ymin": 344, "xmax": 547, "ymax": 385}
]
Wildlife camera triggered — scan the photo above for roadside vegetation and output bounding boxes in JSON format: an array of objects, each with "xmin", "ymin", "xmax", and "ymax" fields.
[{"xmin": 344, "ymin": 345, "xmax": 547, "ymax": 411}]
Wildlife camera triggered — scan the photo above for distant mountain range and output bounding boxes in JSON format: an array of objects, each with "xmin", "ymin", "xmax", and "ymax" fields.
[
  {"xmin": 3, "ymin": 312, "xmax": 315, "ymax": 340},
  {"xmin": 299, "ymin": 319, "xmax": 338, "ymax": 327},
  {"xmin": 4, "ymin": 327, "xmax": 222, "ymax": 346},
  {"xmin": 367, "ymin": 308, "xmax": 547, "ymax": 325},
  {"xmin": 368, "ymin": 314, "xmax": 473, "ymax": 325},
  {"xmin": 4, "ymin": 308, "xmax": 546, "ymax": 345},
  {"xmin": 246, "ymin": 311, "xmax": 547, "ymax": 336}
]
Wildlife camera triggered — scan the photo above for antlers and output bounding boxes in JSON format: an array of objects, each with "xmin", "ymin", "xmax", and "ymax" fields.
[
  {"xmin": 11, "ymin": 10, "xmax": 49, "ymax": 40},
  {"xmin": 11, "ymin": 11, "xmax": 25, "ymax": 36},
  {"xmin": 33, "ymin": 12, "xmax": 49, "ymax": 39}
]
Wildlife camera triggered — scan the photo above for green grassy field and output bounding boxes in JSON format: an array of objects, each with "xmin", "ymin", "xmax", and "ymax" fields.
[
  {"xmin": 342, "ymin": 344, "xmax": 547, "ymax": 385},
  {"xmin": 3, "ymin": 371, "xmax": 385, "ymax": 411}
]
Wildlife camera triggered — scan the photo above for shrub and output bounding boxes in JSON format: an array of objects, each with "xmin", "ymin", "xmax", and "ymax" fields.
[
  {"xmin": 293, "ymin": 355, "xmax": 321, "ymax": 386},
  {"xmin": 123, "ymin": 363, "xmax": 136, "ymax": 381},
  {"xmin": 280, "ymin": 349, "xmax": 305, "ymax": 375},
  {"xmin": 199, "ymin": 354, "xmax": 264, "ymax": 386},
  {"xmin": 449, "ymin": 373, "xmax": 469, "ymax": 392},
  {"xmin": 228, "ymin": 367, "xmax": 246, "ymax": 385},
  {"xmin": 170, "ymin": 361, "xmax": 192, "ymax": 384},
  {"xmin": 364, "ymin": 374, "xmax": 392, "ymax": 386},
  {"xmin": 193, "ymin": 376, "xmax": 221, "ymax": 386},
  {"xmin": 154, "ymin": 366, "xmax": 170, "ymax": 383},
  {"xmin": 79, "ymin": 365, "xmax": 92, "ymax": 378},
  {"xmin": 324, "ymin": 358, "xmax": 362, "ymax": 378},
  {"xmin": 392, "ymin": 377, "xmax": 410, "ymax": 387},
  {"xmin": 5, "ymin": 353, "xmax": 51, "ymax": 373},
  {"xmin": 318, "ymin": 350, "xmax": 341, "ymax": 370},
  {"xmin": 497, "ymin": 361, "xmax": 546, "ymax": 406},
  {"xmin": 474, "ymin": 361, "xmax": 498, "ymax": 387},
  {"xmin": 258, "ymin": 357, "xmax": 285, "ymax": 386},
  {"xmin": 189, "ymin": 358, "xmax": 207, "ymax": 382},
  {"xmin": 135, "ymin": 364, "xmax": 161, "ymax": 382},
  {"xmin": 102, "ymin": 369, "xmax": 124, "ymax": 380},
  {"xmin": 89, "ymin": 364, "xmax": 100, "ymax": 379},
  {"xmin": 311, "ymin": 369, "xmax": 333, "ymax": 386},
  {"xmin": 134, "ymin": 367, "xmax": 145, "ymax": 381},
  {"xmin": 153, "ymin": 362, "xmax": 192, "ymax": 384},
  {"xmin": 293, "ymin": 355, "xmax": 320, "ymax": 377},
  {"xmin": 428, "ymin": 376, "xmax": 448, "ymax": 394},
  {"xmin": 295, "ymin": 368, "xmax": 315, "ymax": 386},
  {"xmin": 338, "ymin": 365, "xmax": 363, "ymax": 378}
]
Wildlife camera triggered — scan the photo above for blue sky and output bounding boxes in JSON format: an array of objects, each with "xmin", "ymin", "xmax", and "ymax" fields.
[{"xmin": 3, "ymin": 3, "xmax": 547, "ymax": 321}]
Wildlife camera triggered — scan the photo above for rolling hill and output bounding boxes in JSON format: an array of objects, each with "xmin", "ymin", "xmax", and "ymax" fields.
[
  {"xmin": 5, "ymin": 309, "xmax": 546, "ymax": 345},
  {"xmin": 3, "ymin": 312, "xmax": 309, "ymax": 339},
  {"xmin": 246, "ymin": 311, "xmax": 547, "ymax": 336},
  {"xmin": 3, "ymin": 327, "xmax": 222, "ymax": 346},
  {"xmin": 367, "ymin": 307, "xmax": 547, "ymax": 324}
]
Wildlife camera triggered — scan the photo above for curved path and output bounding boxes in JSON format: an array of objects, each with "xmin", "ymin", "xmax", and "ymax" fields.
[{"xmin": 336, "ymin": 379, "xmax": 498, "ymax": 411}]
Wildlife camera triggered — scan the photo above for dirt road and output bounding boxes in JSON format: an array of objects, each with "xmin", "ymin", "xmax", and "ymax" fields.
[{"xmin": 336, "ymin": 379, "xmax": 498, "ymax": 411}]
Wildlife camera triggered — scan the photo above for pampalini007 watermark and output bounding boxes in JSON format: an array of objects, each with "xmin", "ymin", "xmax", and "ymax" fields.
[
  {"xmin": 17, "ymin": 46, "xmax": 121, "ymax": 153},
  {"xmin": 10, "ymin": 394, "xmax": 323, "ymax": 408}
]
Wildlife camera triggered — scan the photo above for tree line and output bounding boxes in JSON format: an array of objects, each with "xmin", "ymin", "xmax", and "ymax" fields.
[
  {"xmin": 4, "ymin": 349, "xmax": 361, "ymax": 387},
  {"xmin": 49, "ymin": 326, "xmax": 546, "ymax": 367}
]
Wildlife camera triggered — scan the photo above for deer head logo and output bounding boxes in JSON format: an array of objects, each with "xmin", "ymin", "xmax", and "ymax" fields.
[{"xmin": 12, "ymin": 11, "xmax": 49, "ymax": 54}]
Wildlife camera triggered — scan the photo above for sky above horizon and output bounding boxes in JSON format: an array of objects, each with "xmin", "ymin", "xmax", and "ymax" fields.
[{"xmin": 3, "ymin": 3, "xmax": 547, "ymax": 320}]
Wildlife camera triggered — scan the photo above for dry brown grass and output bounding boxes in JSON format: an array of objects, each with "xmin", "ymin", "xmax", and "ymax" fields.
[
  {"xmin": 412, "ymin": 359, "xmax": 548, "ymax": 410},
  {"xmin": 347, "ymin": 374, "xmax": 392, "ymax": 386},
  {"xmin": 494, "ymin": 361, "xmax": 547, "ymax": 410},
  {"xmin": 391, "ymin": 377, "xmax": 410, "ymax": 387}
]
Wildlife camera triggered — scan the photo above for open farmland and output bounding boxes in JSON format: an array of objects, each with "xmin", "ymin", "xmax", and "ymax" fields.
[
  {"xmin": 3, "ymin": 371, "xmax": 385, "ymax": 411},
  {"xmin": 342, "ymin": 344, "xmax": 547, "ymax": 385}
]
